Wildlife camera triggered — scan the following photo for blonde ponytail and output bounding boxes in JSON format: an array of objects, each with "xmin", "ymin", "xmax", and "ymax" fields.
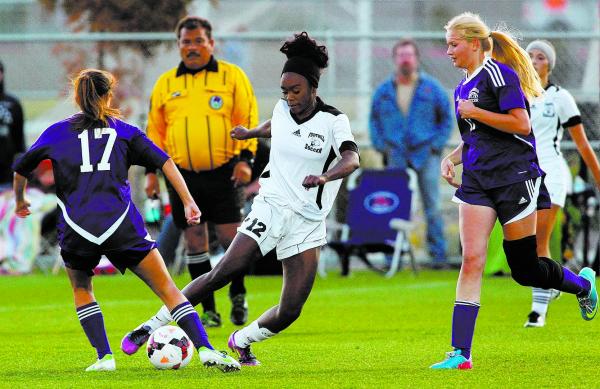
[
  {"xmin": 445, "ymin": 12, "xmax": 543, "ymax": 100},
  {"xmin": 71, "ymin": 69, "xmax": 121, "ymax": 130}
]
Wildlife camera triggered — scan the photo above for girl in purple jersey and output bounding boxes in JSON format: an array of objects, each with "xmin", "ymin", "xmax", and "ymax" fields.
[
  {"xmin": 431, "ymin": 13, "xmax": 598, "ymax": 370},
  {"xmin": 12, "ymin": 69, "xmax": 240, "ymax": 372}
]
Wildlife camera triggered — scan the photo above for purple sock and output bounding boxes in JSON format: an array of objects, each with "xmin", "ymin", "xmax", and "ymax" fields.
[
  {"xmin": 451, "ymin": 301, "xmax": 480, "ymax": 360},
  {"xmin": 76, "ymin": 302, "xmax": 111, "ymax": 359},
  {"xmin": 559, "ymin": 267, "xmax": 591, "ymax": 296},
  {"xmin": 171, "ymin": 302, "xmax": 213, "ymax": 350}
]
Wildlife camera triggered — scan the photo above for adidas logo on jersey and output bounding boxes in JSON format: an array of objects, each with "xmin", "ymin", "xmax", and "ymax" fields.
[
  {"xmin": 292, "ymin": 129, "xmax": 301, "ymax": 137},
  {"xmin": 518, "ymin": 197, "xmax": 528, "ymax": 205}
]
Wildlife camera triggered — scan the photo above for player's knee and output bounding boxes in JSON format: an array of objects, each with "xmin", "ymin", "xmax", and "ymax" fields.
[
  {"xmin": 461, "ymin": 250, "xmax": 486, "ymax": 275},
  {"xmin": 503, "ymin": 236, "xmax": 555, "ymax": 288}
]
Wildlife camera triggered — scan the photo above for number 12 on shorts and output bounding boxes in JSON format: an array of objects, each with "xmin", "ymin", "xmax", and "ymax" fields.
[{"xmin": 244, "ymin": 217, "xmax": 266, "ymax": 238}]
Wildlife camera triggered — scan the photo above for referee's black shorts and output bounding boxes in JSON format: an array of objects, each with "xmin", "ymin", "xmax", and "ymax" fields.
[{"xmin": 167, "ymin": 160, "xmax": 245, "ymax": 229}]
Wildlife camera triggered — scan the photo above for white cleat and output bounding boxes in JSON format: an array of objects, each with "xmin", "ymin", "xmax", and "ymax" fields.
[
  {"xmin": 198, "ymin": 346, "xmax": 241, "ymax": 373},
  {"xmin": 524, "ymin": 311, "xmax": 545, "ymax": 328},
  {"xmin": 85, "ymin": 354, "xmax": 116, "ymax": 371}
]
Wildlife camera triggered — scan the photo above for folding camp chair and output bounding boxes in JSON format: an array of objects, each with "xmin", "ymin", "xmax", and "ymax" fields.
[{"xmin": 326, "ymin": 168, "xmax": 417, "ymax": 277}]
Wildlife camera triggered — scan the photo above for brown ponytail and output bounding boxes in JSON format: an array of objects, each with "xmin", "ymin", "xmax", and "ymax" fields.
[{"xmin": 71, "ymin": 69, "xmax": 121, "ymax": 130}]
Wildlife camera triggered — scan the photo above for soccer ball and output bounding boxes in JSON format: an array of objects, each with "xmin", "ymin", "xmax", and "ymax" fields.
[{"xmin": 146, "ymin": 325, "xmax": 194, "ymax": 370}]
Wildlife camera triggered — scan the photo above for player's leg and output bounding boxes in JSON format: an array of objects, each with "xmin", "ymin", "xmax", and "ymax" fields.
[
  {"xmin": 229, "ymin": 247, "xmax": 319, "ymax": 365},
  {"xmin": 168, "ymin": 175, "xmax": 220, "ymax": 326},
  {"xmin": 121, "ymin": 233, "xmax": 260, "ymax": 353},
  {"xmin": 128, "ymin": 248, "xmax": 240, "ymax": 372},
  {"xmin": 431, "ymin": 203, "xmax": 496, "ymax": 370},
  {"xmin": 215, "ymin": 222, "xmax": 249, "ymax": 326},
  {"xmin": 63, "ymin": 253, "xmax": 115, "ymax": 372},
  {"xmin": 526, "ymin": 205, "xmax": 561, "ymax": 327},
  {"xmin": 501, "ymin": 189, "xmax": 596, "ymax": 321}
]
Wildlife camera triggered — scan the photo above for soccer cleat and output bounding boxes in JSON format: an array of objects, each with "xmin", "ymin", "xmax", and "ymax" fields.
[
  {"xmin": 201, "ymin": 311, "xmax": 222, "ymax": 328},
  {"xmin": 230, "ymin": 294, "xmax": 249, "ymax": 326},
  {"xmin": 524, "ymin": 311, "xmax": 545, "ymax": 328},
  {"xmin": 85, "ymin": 354, "xmax": 116, "ymax": 372},
  {"xmin": 121, "ymin": 325, "xmax": 151, "ymax": 355},
  {"xmin": 228, "ymin": 331, "xmax": 261, "ymax": 366},
  {"xmin": 430, "ymin": 349, "xmax": 472, "ymax": 370},
  {"xmin": 198, "ymin": 346, "xmax": 241, "ymax": 372},
  {"xmin": 577, "ymin": 267, "xmax": 598, "ymax": 321}
]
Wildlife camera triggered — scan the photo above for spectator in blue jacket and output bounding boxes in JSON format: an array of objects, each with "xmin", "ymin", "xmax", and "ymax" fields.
[{"xmin": 369, "ymin": 39, "xmax": 453, "ymax": 268}]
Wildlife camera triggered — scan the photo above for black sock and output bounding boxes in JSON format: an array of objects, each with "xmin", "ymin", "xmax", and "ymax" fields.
[{"xmin": 186, "ymin": 252, "xmax": 216, "ymax": 313}]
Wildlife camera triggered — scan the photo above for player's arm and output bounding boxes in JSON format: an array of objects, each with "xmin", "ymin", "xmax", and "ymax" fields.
[
  {"xmin": 302, "ymin": 145, "xmax": 360, "ymax": 189},
  {"xmin": 569, "ymin": 124, "xmax": 600, "ymax": 189},
  {"xmin": 457, "ymin": 100, "xmax": 530, "ymax": 135},
  {"xmin": 13, "ymin": 172, "xmax": 31, "ymax": 218},
  {"xmin": 441, "ymin": 141, "xmax": 463, "ymax": 188},
  {"xmin": 231, "ymin": 119, "xmax": 272, "ymax": 140},
  {"xmin": 161, "ymin": 159, "xmax": 200, "ymax": 225}
]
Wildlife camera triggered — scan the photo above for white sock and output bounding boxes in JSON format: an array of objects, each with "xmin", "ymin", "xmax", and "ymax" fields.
[
  {"xmin": 234, "ymin": 320, "xmax": 276, "ymax": 348},
  {"xmin": 531, "ymin": 287, "xmax": 552, "ymax": 316},
  {"xmin": 143, "ymin": 305, "xmax": 173, "ymax": 332}
]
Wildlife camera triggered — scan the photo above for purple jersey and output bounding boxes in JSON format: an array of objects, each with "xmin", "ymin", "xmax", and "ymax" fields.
[
  {"xmin": 13, "ymin": 114, "xmax": 169, "ymax": 252},
  {"xmin": 455, "ymin": 57, "xmax": 543, "ymax": 189}
]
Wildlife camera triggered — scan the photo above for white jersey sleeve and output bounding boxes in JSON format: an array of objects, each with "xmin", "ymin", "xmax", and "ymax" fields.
[
  {"xmin": 555, "ymin": 88, "xmax": 581, "ymax": 128},
  {"xmin": 331, "ymin": 114, "xmax": 355, "ymax": 157}
]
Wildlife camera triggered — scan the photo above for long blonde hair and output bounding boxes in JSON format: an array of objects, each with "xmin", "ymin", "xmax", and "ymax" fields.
[
  {"xmin": 445, "ymin": 12, "xmax": 543, "ymax": 100},
  {"xmin": 71, "ymin": 68, "xmax": 121, "ymax": 130}
]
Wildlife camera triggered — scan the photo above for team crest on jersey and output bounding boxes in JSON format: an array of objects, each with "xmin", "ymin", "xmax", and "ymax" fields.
[
  {"xmin": 305, "ymin": 132, "xmax": 324, "ymax": 153},
  {"xmin": 209, "ymin": 95, "xmax": 223, "ymax": 110},
  {"xmin": 542, "ymin": 102, "xmax": 555, "ymax": 117},
  {"xmin": 468, "ymin": 88, "xmax": 479, "ymax": 102}
]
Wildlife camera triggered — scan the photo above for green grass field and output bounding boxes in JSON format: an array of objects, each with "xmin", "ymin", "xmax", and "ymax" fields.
[{"xmin": 1, "ymin": 269, "xmax": 598, "ymax": 388}]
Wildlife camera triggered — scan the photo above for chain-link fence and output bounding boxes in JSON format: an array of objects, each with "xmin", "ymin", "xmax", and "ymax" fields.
[{"xmin": 1, "ymin": 0, "xmax": 598, "ymax": 263}]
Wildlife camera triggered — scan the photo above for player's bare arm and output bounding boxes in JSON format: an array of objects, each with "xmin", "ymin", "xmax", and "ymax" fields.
[
  {"xmin": 230, "ymin": 119, "xmax": 272, "ymax": 140},
  {"xmin": 13, "ymin": 172, "xmax": 31, "ymax": 218},
  {"xmin": 161, "ymin": 158, "xmax": 201, "ymax": 225},
  {"xmin": 458, "ymin": 99, "xmax": 531, "ymax": 136},
  {"xmin": 441, "ymin": 141, "xmax": 463, "ymax": 188},
  {"xmin": 302, "ymin": 149, "xmax": 360, "ymax": 189}
]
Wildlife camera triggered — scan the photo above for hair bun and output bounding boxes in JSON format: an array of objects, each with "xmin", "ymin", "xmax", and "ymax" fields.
[{"xmin": 279, "ymin": 31, "xmax": 328, "ymax": 69}]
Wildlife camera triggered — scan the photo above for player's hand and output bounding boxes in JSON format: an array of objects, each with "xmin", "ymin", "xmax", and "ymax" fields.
[
  {"xmin": 441, "ymin": 157, "xmax": 460, "ymax": 188},
  {"xmin": 457, "ymin": 99, "xmax": 477, "ymax": 119},
  {"xmin": 230, "ymin": 125, "xmax": 250, "ymax": 140},
  {"xmin": 145, "ymin": 173, "xmax": 160, "ymax": 198},
  {"xmin": 184, "ymin": 202, "xmax": 202, "ymax": 225},
  {"xmin": 302, "ymin": 174, "xmax": 328, "ymax": 189},
  {"xmin": 231, "ymin": 161, "xmax": 252, "ymax": 187},
  {"xmin": 15, "ymin": 199, "xmax": 31, "ymax": 218}
]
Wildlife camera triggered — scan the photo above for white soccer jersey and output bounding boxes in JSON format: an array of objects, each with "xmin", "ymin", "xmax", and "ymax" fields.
[
  {"xmin": 530, "ymin": 84, "xmax": 581, "ymax": 165},
  {"xmin": 257, "ymin": 97, "xmax": 355, "ymax": 221}
]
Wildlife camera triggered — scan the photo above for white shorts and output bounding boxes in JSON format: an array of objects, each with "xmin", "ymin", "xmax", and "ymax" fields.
[
  {"xmin": 540, "ymin": 157, "xmax": 572, "ymax": 207},
  {"xmin": 237, "ymin": 196, "xmax": 327, "ymax": 260}
]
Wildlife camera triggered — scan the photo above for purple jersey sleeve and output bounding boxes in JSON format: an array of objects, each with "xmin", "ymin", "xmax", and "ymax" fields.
[
  {"xmin": 129, "ymin": 129, "xmax": 170, "ymax": 170},
  {"xmin": 12, "ymin": 128, "xmax": 53, "ymax": 177},
  {"xmin": 496, "ymin": 69, "xmax": 526, "ymax": 112}
]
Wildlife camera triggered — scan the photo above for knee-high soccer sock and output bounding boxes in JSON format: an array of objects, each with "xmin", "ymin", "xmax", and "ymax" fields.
[
  {"xmin": 531, "ymin": 287, "xmax": 552, "ymax": 316},
  {"xmin": 559, "ymin": 267, "xmax": 591, "ymax": 296},
  {"xmin": 186, "ymin": 252, "xmax": 216, "ymax": 313},
  {"xmin": 141, "ymin": 305, "xmax": 173, "ymax": 332},
  {"xmin": 451, "ymin": 301, "xmax": 480, "ymax": 360},
  {"xmin": 76, "ymin": 302, "xmax": 112, "ymax": 359},
  {"xmin": 233, "ymin": 320, "xmax": 276, "ymax": 348},
  {"xmin": 171, "ymin": 301, "xmax": 213, "ymax": 350}
]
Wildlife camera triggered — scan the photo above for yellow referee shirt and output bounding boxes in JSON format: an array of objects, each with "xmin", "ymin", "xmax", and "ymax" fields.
[{"xmin": 147, "ymin": 57, "xmax": 258, "ymax": 171}]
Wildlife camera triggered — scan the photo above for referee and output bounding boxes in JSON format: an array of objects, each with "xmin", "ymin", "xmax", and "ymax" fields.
[{"xmin": 145, "ymin": 16, "xmax": 258, "ymax": 327}]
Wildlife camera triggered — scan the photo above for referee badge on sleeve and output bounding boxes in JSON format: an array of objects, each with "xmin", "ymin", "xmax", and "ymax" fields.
[{"xmin": 209, "ymin": 95, "xmax": 223, "ymax": 110}]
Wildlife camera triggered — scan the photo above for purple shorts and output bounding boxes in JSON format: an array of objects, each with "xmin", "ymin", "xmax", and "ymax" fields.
[{"xmin": 453, "ymin": 176, "xmax": 550, "ymax": 225}]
